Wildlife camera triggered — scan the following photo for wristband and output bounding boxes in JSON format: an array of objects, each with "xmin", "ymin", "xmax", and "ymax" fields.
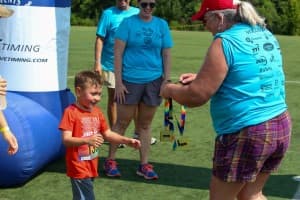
[{"xmin": 0, "ymin": 126, "xmax": 10, "ymax": 133}]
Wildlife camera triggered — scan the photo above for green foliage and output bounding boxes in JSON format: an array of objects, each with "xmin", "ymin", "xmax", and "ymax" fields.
[
  {"xmin": 71, "ymin": 0, "xmax": 114, "ymax": 26},
  {"xmin": 70, "ymin": 0, "xmax": 300, "ymax": 35},
  {"xmin": 286, "ymin": 0, "xmax": 300, "ymax": 35}
]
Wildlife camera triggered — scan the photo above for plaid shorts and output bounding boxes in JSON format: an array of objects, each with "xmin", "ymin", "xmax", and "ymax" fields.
[{"xmin": 212, "ymin": 111, "xmax": 292, "ymax": 182}]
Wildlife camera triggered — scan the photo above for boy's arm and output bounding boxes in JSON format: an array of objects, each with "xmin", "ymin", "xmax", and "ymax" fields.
[
  {"xmin": 102, "ymin": 129, "xmax": 140, "ymax": 149},
  {"xmin": 61, "ymin": 130, "xmax": 104, "ymax": 147}
]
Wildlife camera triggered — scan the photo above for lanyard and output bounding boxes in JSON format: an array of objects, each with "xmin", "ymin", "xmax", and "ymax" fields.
[{"xmin": 164, "ymin": 98, "xmax": 186, "ymax": 150}]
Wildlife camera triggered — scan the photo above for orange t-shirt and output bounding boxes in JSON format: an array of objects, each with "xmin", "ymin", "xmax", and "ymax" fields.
[{"xmin": 59, "ymin": 104, "xmax": 109, "ymax": 179}]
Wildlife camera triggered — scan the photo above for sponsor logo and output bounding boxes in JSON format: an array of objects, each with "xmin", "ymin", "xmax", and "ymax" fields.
[
  {"xmin": 257, "ymin": 56, "xmax": 268, "ymax": 66},
  {"xmin": 0, "ymin": 39, "xmax": 40, "ymax": 53},
  {"xmin": 263, "ymin": 43, "xmax": 274, "ymax": 51}
]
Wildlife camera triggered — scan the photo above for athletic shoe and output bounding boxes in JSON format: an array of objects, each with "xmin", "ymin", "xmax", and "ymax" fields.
[
  {"xmin": 150, "ymin": 137, "xmax": 157, "ymax": 145},
  {"xmin": 118, "ymin": 144, "xmax": 126, "ymax": 148},
  {"xmin": 133, "ymin": 133, "xmax": 157, "ymax": 145},
  {"xmin": 104, "ymin": 159, "xmax": 121, "ymax": 177},
  {"xmin": 136, "ymin": 163, "xmax": 158, "ymax": 180}
]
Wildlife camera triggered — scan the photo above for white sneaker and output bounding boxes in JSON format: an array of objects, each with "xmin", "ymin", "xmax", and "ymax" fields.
[
  {"xmin": 118, "ymin": 143, "xmax": 126, "ymax": 148},
  {"xmin": 150, "ymin": 137, "xmax": 157, "ymax": 145},
  {"xmin": 133, "ymin": 134, "xmax": 157, "ymax": 145}
]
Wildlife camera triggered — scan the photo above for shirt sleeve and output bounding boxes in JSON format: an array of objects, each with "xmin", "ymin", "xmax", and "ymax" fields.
[
  {"xmin": 115, "ymin": 17, "xmax": 129, "ymax": 42},
  {"xmin": 59, "ymin": 107, "xmax": 74, "ymax": 132},
  {"xmin": 161, "ymin": 19, "xmax": 173, "ymax": 49},
  {"xmin": 96, "ymin": 10, "xmax": 111, "ymax": 38}
]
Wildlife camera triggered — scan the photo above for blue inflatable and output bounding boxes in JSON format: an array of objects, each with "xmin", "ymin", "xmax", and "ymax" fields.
[
  {"xmin": 0, "ymin": 0, "xmax": 74, "ymax": 187},
  {"xmin": 0, "ymin": 91, "xmax": 75, "ymax": 187}
]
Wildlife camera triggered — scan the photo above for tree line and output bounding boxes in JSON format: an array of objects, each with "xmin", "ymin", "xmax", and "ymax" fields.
[{"xmin": 71, "ymin": 0, "xmax": 300, "ymax": 35}]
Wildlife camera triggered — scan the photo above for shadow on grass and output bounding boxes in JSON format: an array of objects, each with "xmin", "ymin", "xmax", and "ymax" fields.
[{"xmin": 44, "ymin": 157, "xmax": 298, "ymax": 199}]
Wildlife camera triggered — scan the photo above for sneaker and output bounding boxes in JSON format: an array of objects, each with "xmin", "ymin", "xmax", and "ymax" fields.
[
  {"xmin": 136, "ymin": 163, "xmax": 158, "ymax": 180},
  {"xmin": 150, "ymin": 137, "xmax": 157, "ymax": 145},
  {"xmin": 133, "ymin": 133, "xmax": 157, "ymax": 145},
  {"xmin": 118, "ymin": 144, "xmax": 126, "ymax": 148},
  {"xmin": 104, "ymin": 159, "xmax": 121, "ymax": 177}
]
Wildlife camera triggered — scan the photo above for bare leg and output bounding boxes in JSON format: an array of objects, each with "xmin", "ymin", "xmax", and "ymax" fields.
[
  {"xmin": 133, "ymin": 108, "xmax": 157, "ymax": 145},
  {"xmin": 107, "ymin": 87, "xmax": 117, "ymax": 128},
  {"xmin": 107, "ymin": 104, "xmax": 137, "ymax": 160},
  {"xmin": 210, "ymin": 175, "xmax": 245, "ymax": 200},
  {"xmin": 210, "ymin": 173, "xmax": 270, "ymax": 200},
  {"xmin": 237, "ymin": 172, "xmax": 270, "ymax": 200},
  {"xmin": 135, "ymin": 102, "xmax": 157, "ymax": 164}
]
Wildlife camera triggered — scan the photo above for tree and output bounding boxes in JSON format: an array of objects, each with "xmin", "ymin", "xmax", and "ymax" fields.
[
  {"xmin": 286, "ymin": 0, "xmax": 300, "ymax": 35},
  {"xmin": 69, "ymin": 0, "xmax": 300, "ymax": 35}
]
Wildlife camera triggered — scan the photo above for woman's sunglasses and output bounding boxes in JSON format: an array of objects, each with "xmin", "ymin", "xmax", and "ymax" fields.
[{"xmin": 140, "ymin": 2, "xmax": 156, "ymax": 9}]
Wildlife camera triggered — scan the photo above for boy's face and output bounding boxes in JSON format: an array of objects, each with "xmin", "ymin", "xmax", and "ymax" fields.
[{"xmin": 76, "ymin": 83, "xmax": 102, "ymax": 111}]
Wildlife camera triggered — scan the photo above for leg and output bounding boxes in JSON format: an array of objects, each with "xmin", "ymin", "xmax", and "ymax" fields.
[
  {"xmin": 133, "ymin": 108, "xmax": 157, "ymax": 145},
  {"xmin": 135, "ymin": 102, "xmax": 157, "ymax": 164},
  {"xmin": 135, "ymin": 102, "xmax": 159, "ymax": 179},
  {"xmin": 107, "ymin": 104, "xmax": 137, "ymax": 160},
  {"xmin": 237, "ymin": 172, "xmax": 270, "ymax": 200},
  {"xmin": 106, "ymin": 87, "xmax": 117, "ymax": 128},
  {"xmin": 210, "ymin": 175, "xmax": 245, "ymax": 200},
  {"xmin": 104, "ymin": 104, "xmax": 137, "ymax": 177}
]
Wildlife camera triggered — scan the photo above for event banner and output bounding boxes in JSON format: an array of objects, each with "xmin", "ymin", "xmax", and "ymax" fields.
[{"xmin": 0, "ymin": 0, "xmax": 71, "ymax": 92}]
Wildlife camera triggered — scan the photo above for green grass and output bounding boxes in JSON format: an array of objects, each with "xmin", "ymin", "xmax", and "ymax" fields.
[{"xmin": 1, "ymin": 27, "xmax": 300, "ymax": 200}]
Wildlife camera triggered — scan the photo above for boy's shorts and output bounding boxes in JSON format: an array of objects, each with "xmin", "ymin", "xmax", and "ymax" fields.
[
  {"xmin": 121, "ymin": 77, "xmax": 163, "ymax": 106},
  {"xmin": 212, "ymin": 111, "xmax": 291, "ymax": 182},
  {"xmin": 102, "ymin": 70, "xmax": 115, "ymax": 89},
  {"xmin": 71, "ymin": 178, "xmax": 95, "ymax": 200}
]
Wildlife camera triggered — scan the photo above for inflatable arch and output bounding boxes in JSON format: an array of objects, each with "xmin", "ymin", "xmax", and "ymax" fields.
[{"xmin": 0, "ymin": 1, "xmax": 75, "ymax": 186}]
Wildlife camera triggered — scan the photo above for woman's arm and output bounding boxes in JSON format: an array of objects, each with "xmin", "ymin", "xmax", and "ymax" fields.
[
  {"xmin": 114, "ymin": 39, "xmax": 127, "ymax": 104},
  {"xmin": 160, "ymin": 38, "xmax": 228, "ymax": 107}
]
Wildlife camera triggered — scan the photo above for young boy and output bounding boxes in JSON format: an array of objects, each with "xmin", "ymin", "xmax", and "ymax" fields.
[{"xmin": 59, "ymin": 70, "xmax": 140, "ymax": 200}]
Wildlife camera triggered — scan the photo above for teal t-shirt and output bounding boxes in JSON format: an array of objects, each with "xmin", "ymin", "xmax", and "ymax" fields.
[
  {"xmin": 96, "ymin": 6, "xmax": 139, "ymax": 71},
  {"xmin": 115, "ymin": 15, "xmax": 173, "ymax": 83},
  {"xmin": 211, "ymin": 24, "xmax": 287, "ymax": 135}
]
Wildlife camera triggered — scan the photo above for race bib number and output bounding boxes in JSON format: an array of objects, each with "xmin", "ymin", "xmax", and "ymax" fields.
[{"xmin": 78, "ymin": 145, "xmax": 99, "ymax": 161}]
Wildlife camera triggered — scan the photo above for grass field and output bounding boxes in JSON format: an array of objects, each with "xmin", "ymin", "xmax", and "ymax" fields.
[{"xmin": 0, "ymin": 27, "xmax": 299, "ymax": 200}]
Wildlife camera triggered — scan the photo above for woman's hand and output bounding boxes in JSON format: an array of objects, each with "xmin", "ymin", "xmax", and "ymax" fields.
[
  {"xmin": 179, "ymin": 73, "xmax": 197, "ymax": 85},
  {"xmin": 114, "ymin": 81, "xmax": 128, "ymax": 104}
]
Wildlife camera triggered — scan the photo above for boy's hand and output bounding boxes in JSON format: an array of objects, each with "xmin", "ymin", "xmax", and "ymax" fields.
[
  {"xmin": 88, "ymin": 134, "xmax": 104, "ymax": 147},
  {"xmin": 127, "ymin": 139, "xmax": 141, "ymax": 149}
]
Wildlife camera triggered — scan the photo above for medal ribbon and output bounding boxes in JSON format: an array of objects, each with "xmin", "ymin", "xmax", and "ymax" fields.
[{"xmin": 164, "ymin": 98, "xmax": 186, "ymax": 150}]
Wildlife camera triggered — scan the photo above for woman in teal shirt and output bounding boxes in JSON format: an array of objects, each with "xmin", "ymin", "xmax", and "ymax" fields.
[
  {"xmin": 161, "ymin": 0, "xmax": 291, "ymax": 199},
  {"xmin": 104, "ymin": 0, "xmax": 173, "ymax": 180}
]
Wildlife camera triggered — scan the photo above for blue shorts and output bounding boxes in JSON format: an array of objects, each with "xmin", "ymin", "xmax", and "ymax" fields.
[
  {"xmin": 120, "ymin": 77, "xmax": 163, "ymax": 106},
  {"xmin": 70, "ymin": 178, "xmax": 95, "ymax": 200}
]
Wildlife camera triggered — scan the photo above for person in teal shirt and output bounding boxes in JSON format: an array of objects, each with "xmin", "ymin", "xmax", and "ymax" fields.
[
  {"xmin": 161, "ymin": 0, "xmax": 291, "ymax": 199},
  {"xmin": 94, "ymin": 0, "xmax": 157, "ymax": 148},
  {"xmin": 104, "ymin": 0, "xmax": 173, "ymax": 180},
  {"xmin": 94, "ymin": 0, "xmax": 139, "ymax": 129}
]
